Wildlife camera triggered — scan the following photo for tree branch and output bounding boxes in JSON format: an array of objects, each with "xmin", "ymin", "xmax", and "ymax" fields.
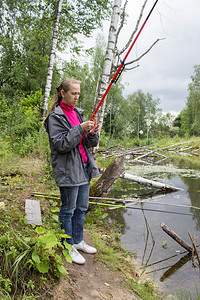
[
  {"xmin": 118, "ymin": 0, "xmax": 148, "ymax": 56},
  {"xmin": 111, "ymin": 38, "xmax": 165, "ymax": 74},
  {"xmin": 115, "ymin": 0, "xmax": 128, "ymax": 50},
  {"xmin": 125, "ymin": 38, "xmax": 165, "ymax": 68}
]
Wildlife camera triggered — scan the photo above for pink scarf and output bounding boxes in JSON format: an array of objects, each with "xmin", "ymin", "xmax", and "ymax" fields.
[{"xmin": 60, "ymin": 101, "xmax": 87, "ymax": 163}]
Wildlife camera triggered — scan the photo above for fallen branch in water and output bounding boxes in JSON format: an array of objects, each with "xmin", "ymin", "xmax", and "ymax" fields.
[
  {"xmin": 160, "ymin": 222, "xmax": 193, "ymax": 252},
  {"xmin": 188, "ymin": 231, "xmax": 200, "ymax": 267},
  {"xmin": 121, "ymin": 173, "xmax": 182, "ymax": 192},
  {"xmin": 98, "ymin": 165, "xmax": 182, "ymax": 192}
]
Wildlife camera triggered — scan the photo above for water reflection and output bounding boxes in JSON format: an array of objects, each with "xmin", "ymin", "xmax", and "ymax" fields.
[
  {"xmin": 160, "ymin": 252, "xmax": 192, "ymax": 282},
  {"xmin": 179, "ymin": 177, "xmax": 200, "ymax": 229},
  {"xmin": 106, "ymin": 156, "xmax": 200, "ymax": 298}
]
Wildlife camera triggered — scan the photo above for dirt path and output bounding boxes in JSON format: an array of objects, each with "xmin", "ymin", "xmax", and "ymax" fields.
[{"xmin": 53, "ymin": 234, "xmax": 141, "ymax": 300}]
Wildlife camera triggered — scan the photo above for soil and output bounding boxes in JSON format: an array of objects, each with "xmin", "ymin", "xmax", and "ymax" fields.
[{"xmin": 53, "ymin": 234, "xmax": 141, "ymax": 300}]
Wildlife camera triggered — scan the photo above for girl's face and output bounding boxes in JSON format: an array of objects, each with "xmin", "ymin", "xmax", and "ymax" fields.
[{"xmin": 61, "ymin": 83, "xmax": 80, "ymax": 106}]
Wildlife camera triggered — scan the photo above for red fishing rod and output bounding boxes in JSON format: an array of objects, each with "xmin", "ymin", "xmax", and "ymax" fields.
[{"xmin": 80, "ymin": 0, "xmax": 159, "ymax": 143}]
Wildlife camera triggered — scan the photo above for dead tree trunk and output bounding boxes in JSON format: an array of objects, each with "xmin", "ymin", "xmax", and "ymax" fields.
[
  {"xmin": 160, "ymin": 222, "xmax": 193, "ymax": 252},
  {"xmin": 90, "ymin": 156, "xmax": 125, "ymax": 197}
]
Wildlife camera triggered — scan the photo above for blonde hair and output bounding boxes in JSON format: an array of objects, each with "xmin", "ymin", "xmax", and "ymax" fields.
[{"xmin": 50, "ymin": 78, "xmax": 81, "ymax": 112}]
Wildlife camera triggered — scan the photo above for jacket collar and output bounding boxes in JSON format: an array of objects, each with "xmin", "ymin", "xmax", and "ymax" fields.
[{"xmin": 55, "ymin": 105, "xmax": 84, "ymax": 116}]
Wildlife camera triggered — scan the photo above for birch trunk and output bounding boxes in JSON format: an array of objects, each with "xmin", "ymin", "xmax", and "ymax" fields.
[
  {"xmin": 121, "ymin": 173, "xmax": 183, "ymax": 192},
  {"xmin": 93, "ymin": 0, "xmax": 122, "ymax": 136},
  {"xmin": 41, "ymin": 0, "xmax": 63, "ymax": 119}
]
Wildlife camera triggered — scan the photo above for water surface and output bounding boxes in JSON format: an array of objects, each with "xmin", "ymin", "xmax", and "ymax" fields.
[{"xmin": 107, "ymin": 156, "xmax": 200, "ymax": 299}]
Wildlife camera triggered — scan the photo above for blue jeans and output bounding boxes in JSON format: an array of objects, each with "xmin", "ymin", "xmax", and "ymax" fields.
[{"xmin": 59, "ymin": 163, "xmax": 90, "ymax": 245}]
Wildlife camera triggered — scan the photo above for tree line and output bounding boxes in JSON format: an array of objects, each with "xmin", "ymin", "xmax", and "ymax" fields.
[{"xmin": 0, "ymin": 0, "xmax": 199, "ymax": 156}]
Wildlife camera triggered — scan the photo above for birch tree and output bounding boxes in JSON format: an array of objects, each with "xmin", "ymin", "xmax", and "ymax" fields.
[
  {"xmin": 93, "ymin": 0, "xmax": 122, "ymax": 134},
  {"xmin": 93, "ymin": 0, "xmax": 162, "ymax": 146},
  {"xmin": 41, "ymin": 0, "xmax": 63, "ymax": 119}
]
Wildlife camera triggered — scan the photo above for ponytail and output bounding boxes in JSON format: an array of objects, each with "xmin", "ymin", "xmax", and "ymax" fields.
[{"xmin": 49, "ymin": 87, "xmax": 62, "ymax": 112}]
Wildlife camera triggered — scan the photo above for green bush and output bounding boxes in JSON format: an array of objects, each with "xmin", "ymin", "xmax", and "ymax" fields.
[
  {"xmin": 0, "ymin": 91, "xmax": 43, "ymax": 155},
  {"xmin": 0, "ymin": 199, "xmax": 72, "ymax": 297}
]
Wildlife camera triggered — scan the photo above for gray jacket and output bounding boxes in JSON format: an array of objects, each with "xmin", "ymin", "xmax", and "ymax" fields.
[{"xmin": 45, "ymin": 105, "xmax": 100, "ymax": 187}]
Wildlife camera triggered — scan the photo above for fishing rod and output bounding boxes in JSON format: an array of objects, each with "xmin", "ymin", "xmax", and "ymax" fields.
[
  {"xmin": 89, "ymin": 202, "xmax": 195, "ymax": 217},
  {"xmin": 31, "ymin": 192, "xmax": 200, "ymax": 211},
  {"xmin": 31, "ymin": 192, "xmax": 197, "ymax": 217},
  {"xmin": 80, "ymin": 0, "xmax": 159, "ymax": 143}
]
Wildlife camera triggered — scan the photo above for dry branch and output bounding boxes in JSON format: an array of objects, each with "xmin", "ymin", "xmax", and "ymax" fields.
[
  {"xmin": 99, "ymin": 141, "xmax": 200, "ymax": 161},
  {"xmin": 118, "ymin": 0, "xmax": 148, "ymax": 56},
  {"xmin": 160, "ymin": 222, "xmax": 193, "ymax": 252},
  {"xmin": 188, "ymin": 231, "xmax": 200, "ymax": 266}
]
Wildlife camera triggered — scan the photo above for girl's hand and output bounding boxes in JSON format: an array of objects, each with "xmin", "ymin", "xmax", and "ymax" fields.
[
  {"xmin": 81, "ymin": 121, "xmax": 95, "ymax": 132},
  {"xmin": 89, "ymin": 119, "xmax": 99, "ymax": 135}
]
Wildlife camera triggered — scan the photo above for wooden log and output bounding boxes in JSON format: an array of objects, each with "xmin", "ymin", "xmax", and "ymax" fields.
[
  {"xmin": 98, "ymin": 167, "xmax": 182, "ymax": 191},
  {"xmin": 90, "ymin": 156, "xmax": 125, "ymax": 197},
  {"xmin": 160, "ymin": 222, "xmax": 193, "ymax": 252},
  {"xmin": 121, "ymin": 173, "xmax": 182, "ymax": 191}
]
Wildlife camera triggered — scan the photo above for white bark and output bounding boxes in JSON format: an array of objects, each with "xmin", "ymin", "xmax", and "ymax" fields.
[
  {"xmin": 41, "ymin": 0, "xmax": 63, "ymax": 118},
  {"xmin": 121, "ymin": 173, "xmax": 183, "ymax": 191},
  {"xmin": 94, "ymin": 0, "xmax": 122, "ymax": 134}
]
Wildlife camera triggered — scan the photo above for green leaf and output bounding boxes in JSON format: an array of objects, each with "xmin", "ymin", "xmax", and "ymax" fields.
[
  {"xmin": 58, "ymin": 233, "xmax": 70, "ymax": 239},
  {"xmin": 62, "ymin": 249, "xmax": 72, "ymax": 263},
  {"xmin": 57, "ymin": 264, "xmax": 68, "ymax": 275},
  {"xmin": 36, "ymin": 261, "xmax": 49, "ymax": 273},
  {"xmin": 51, "ymin": 207, "xmax": 59, "ymax": 212},
  {"xmin": 51, "ymin": 214, "xmax": 59, "ymax": 222},
  {"xmin": 35, "ymin": 227, "xmax": 46, "ymax": 234},
  {"xmin": 102, "ymin": 213, "xmax": 108, "ymax": 219},
  {"xmin": 63, "ymin": 240, "xmax": 72, "ymax": 250},
  {"xmin": 32, "ymin": 249, "xmax": 41, "ymax": 264},
  {"xmin": 38, "ymin": 232, "xmax": 58, "ymax": 249}
]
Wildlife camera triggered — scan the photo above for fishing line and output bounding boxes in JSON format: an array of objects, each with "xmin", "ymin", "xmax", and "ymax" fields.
[{"xmin": 89, "ymin": 202, "xmax": 195, "ymax": 217}]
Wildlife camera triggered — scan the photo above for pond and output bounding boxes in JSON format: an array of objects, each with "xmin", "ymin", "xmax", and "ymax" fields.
[{"xmin": 107, "ymin": 155, "xmax": 200, "ymax": 299}]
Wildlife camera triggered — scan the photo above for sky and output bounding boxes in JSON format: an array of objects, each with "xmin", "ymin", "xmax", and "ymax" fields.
[
  {"xmin": 115, "ymin": 0, "xmax": 200, "ymax": 115},
  {"xmin": 61, "ymin": 0, "xmax": 200, "ymax": 115}
]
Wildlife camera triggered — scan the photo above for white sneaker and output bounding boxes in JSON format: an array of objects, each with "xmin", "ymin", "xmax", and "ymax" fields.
[
  {"xmin": 74, "ymin": 240, "xmax": 97, "ymax": 254},
  {"xmin": 69, "ymin": 246, "xmax": 86, "ymax": 264}
]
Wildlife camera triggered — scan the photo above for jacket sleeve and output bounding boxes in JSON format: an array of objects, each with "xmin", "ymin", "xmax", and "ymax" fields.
[
  {"xmin": 47, "ymin": 114, "xmax": 85, "ymax": 153},
  {"xmin": 84, "ymin": 132, "xmax": 99, "ymax": 148}
]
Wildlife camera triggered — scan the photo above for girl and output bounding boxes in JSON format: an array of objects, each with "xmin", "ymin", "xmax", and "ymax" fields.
[{"xmin": 45, "ymin": 78, "xmax": 100, "ymax": 264}]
